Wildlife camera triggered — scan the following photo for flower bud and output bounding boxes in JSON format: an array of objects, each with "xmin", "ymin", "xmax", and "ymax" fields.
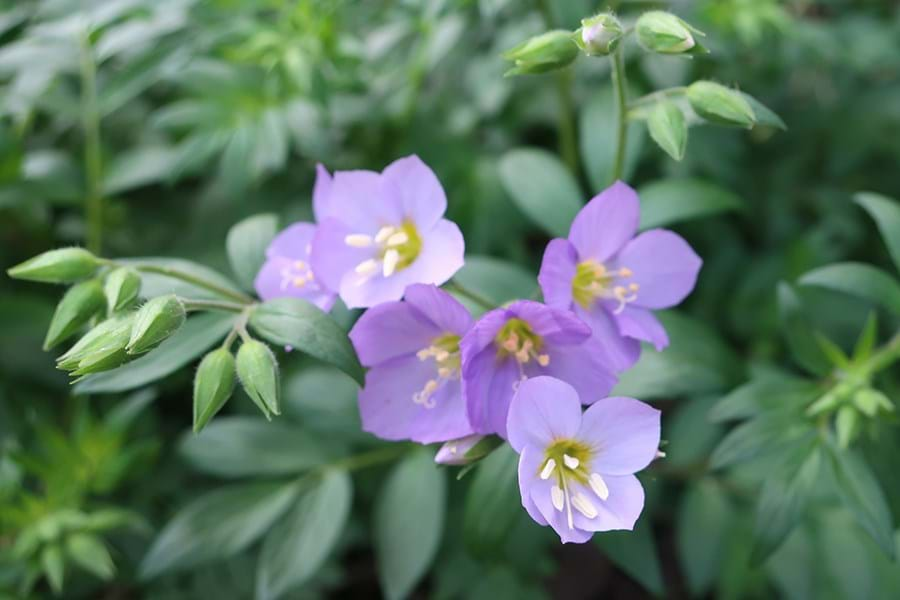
[
  {"xmin": 635, "ymin": 11, "xmax": 705, "ymax": 55},
  {"xmin": 44, "ymin": 280, "xmax": 105, "ymax": 350},
  {"xmin": 104, "ymin": 268, "xmax": 141, "ymax": 312},
  {"xmin": 503, "ymin": 30, "xmax": 579, "ymax": 76},
  {"xmin": 126, "ymin": 294, "xmax": 186, "ymax": 355},
  {"xmin": 687, "ymin": 81, "xmax": 756, "ymax": 128},
  {"xmin": 57, "ymin": 314, "xmax": 134, "ymax": 371},
  {"xmin": 575, "ymin": 13, "xmax": 623, "ymax": 56},
  {"xmin": 236, "ymin": 340, "xmax": 280, "ymax": 419},
  {"xmin": 7, "ymin": 247, "xmax": 100, "ymax": 284},
  {"xmin": 435, "ymin": 434, "xmax": 489, "ymax": 465},
  {"xmin": 853, "ymin": 388, "xmax": 893, "ymax": 417},
  {"xmin": 67, "ymin": 314, "xmax": 136, "ymax": 376},
  {"xmin": 193, "ymin": 348, "xmax": 236, "ymax": 433}
]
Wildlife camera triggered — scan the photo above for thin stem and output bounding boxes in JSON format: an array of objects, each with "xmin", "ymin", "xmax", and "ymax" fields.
[
  {"xmin": 444, "ymin": 280, "xmax": 497, "ymax": 311},
  {"xmin": 556, "ymin": 68, "xmax": 579, "ymax": 174},
  {"xmin": 79, "ymin": 33, "xmax": 103, "ymax": 254},
  {"xmin": 182, "ymin": 299, "xmax": 248, "ymax": 313},
  {"xmin": 221, "ymin": 327, "xmax": 239, "ymax": 350},
  {"xmin": 610, "ymin": 47, "xmax": 629, "ymax": 182},
  {"xmin": 120, "ymin": 262, "xmax": 254, "ymax": 304}
]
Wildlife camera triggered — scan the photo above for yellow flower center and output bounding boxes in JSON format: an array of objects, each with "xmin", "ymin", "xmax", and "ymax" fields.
[
  {"xmin": 412, "ymin": 332, "xmax": 461, "ymax": 408},
  {"xmin": 345, "ymin": 221, "xmax": 422, "ymax": 280},
  {"xmin": 538, "ymin": 437, "xmax": 610, "ymax": 529},
  {"xmin": 571, "ymin": 259, "xmax": 639, "ymax": 313},
  {"xmin": 494, "ymin": 318, "xmax": 550, "ymax": 366}
]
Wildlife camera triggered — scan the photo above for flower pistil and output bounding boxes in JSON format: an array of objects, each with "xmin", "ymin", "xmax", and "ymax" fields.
[{"xmin": 345, "ymin": 221, "xmax": 422, "ymax": 281}]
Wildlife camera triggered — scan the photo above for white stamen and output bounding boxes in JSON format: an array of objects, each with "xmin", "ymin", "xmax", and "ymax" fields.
[
  {"xmin": 386, "ymin": 231, "xmax": 408, "ymax": 246},
  {"xmin": 540, "ymin": 459, "xmax": 557, "ymax": 480},
  {"xmin": 589, "ymin": 473, "xmax": 609, "ymax": 500},
  {"xmin": 656, "ymin": 450, "xmax": 667, "ymax": 459},
  {"xmin": 382, "ymin": 249, "xmax": 400, "ymax": 277},
  {"xmin": 355, "ymin": 259, "xmax": 378, "ymax": 275},
  {"xmin": 550, "ymin": 485, "xmax": 564, "ymax": 511},
  {"xmin": 344, "ymin": 234, "xmax": 373, "ymax": 247},
  {"xmin": 572, "ymin": 493, "xmax": 599, "ymax": 518},
  {"xmin": 374, "ymin": 226, "xmax": 394, "ymax": 243},
  {"xmin": 563, "ymin": 454, "xmax": 580, "ymax": 470}
]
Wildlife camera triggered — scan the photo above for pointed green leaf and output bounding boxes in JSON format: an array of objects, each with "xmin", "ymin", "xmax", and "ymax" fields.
[
  {"xmin": 595, "ymin": 519, "xmax": 665, "ymax": 597},
  {"xmin": 463, "ymin": 445, "xmax": 519, "ymax": 557},
  {"xmin": 226, "ymin": 213, "xmax": 279, "ymax": 292},
  {"xmin": 776, "ymin": 282, "xmax": 831, "ymax": 376},
  {"xmin": 799, "ymin": 262, "xmax": 900, "ymax": 316},
  {"xmin": 855, "ymin": 192, "xmax": 900, "ymax": 273},
  {"xmin": 638, "ymin": 178, "xmax": 742, "ymax": 230},
  {"xmin": 647, "ymin": 100, "xmax": 687, "ymax": 161}
]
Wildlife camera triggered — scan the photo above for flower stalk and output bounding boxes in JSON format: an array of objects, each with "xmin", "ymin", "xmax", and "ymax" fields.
[{"xmin": 610, "ymin": 47, "xmax": 629, "ymax": 181}]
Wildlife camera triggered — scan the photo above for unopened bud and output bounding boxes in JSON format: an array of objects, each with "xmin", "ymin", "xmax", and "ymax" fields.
[
  {"xmin": 44, "ymin": 280, "xmax": 105, "ymax": 350},
  {"xmin": 104, "ymin": 268, "xmax": 141, "ymax": 312},
  {"xmin": 576, "ymin": 14, "xmax": 623, "ymax": 56},
  {"xmin": 126, "ymin": 295, "xmax": 185, "ymax": 355},
  {"xmin": 67, "ymin": 314, "xmax": 135, "ymax": 376},
  {"xmin": 503, "ymin": 30, "xmax": 579, "ymax": 76},
  {"xmin": 853, "ymin": 388, "xmax": 893, "ymax": 417},
  {"xmin": 687, "ymin": 81, "xmax": 756, "ymax": 128},
  {"xmin": 7, "ymin": 247, "xmax": 100, "ymax": 284},
  {"xmin": 635, "ymin": 11, "xmax": 705, "ymax": 55},
  {"xmin": 57, "ymin": 314, "xmax": 134, "ymax": 371},
  {"xmin": 435, "ymin": 435, "xmax": 487, "ymax": 465},
  {"xmin": 236, "ymin": 340, "xmax": 280, "ymax": 419},
  {"xmin": 193, "ymin": 348, "xmax": 236, "ymax": 433}
]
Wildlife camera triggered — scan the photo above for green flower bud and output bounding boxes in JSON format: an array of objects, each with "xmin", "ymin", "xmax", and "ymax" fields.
[
  {"xmin": 635, "ymin": 11, "xmax": 706, "ymax": 55},
  {"xmin": 70, "ymin": 315, "xmax": 135, "ymax": 376},
  {"xmin": 647, "ymin": 100, "xmax": 688, "ymax": 161},
  {"xmin": 44, "ymin": 280, "xmax": 105, "ymax": 350},
  {"xmin": 104, "ymin": 268, "xmax": 141, "ymax": 312},
  {"xmin": 57, "ymin": 314, "xmax": 134, "ymax": 372},
  {"xmin": 575, "ymin": 13, "xmax": 623, "ymax": 56},
  {"xmin": 853, "ymin": 388, "xmax": 893, "ymax": 417},
  {"xmin": 126, "ymin": 294, "xmax": 186, "ymax": 355},
  {"xmin": 835, "ymin": 404, "xmax": 860, "ymax": 449},
  {"xmin": 687, "ymin": 81, "xmax": 756, "ymax": 128},
  {"xmin": 503, "ymin": 30, "xmax": 579, "ymax": 76},
  {"xmin": 236, "ymin": 340, "xmax": 280, "ymax": 419},
  {"xmin": 7, "ymin": 247, "xmax": 100, "ymax": 284},
  {"xmin": 193, "ymin": 348, "xmax": 236, "ymax": 433}
]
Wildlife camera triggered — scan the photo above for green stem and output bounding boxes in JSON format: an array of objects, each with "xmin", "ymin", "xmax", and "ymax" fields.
[
  {"xmin": 863, "ymin": 329, "xmax": 900, "ymax": 375},
  {"xmin": 79, "ymin": 33, "xmax": 103, "ymax": 255},
  {"xmin": 121, "ymin": 263, "xmax": 255, "ymax": 304},
  {"xmin": 444, "ymin": 280, "xmax": 497, "ymax": 311},
  {"xmin": 182, "ymin": 299, "xmax": 249, "ymax": 313},
  {"xmin": 556, "ymin": 68, "xmax": 579, "ymax": 174},
  {"xmin": 610, "ymin": 47, "xmax": 629, "ymax": 182}
]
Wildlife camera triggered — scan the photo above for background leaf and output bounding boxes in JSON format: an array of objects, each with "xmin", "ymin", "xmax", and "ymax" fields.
[
  {"xmin": 799, "ymin": 262, "xmax": 900, "ymax": 316},
  {"xmin": 638, "ymin": 178, "xmax": 742, "ymax": 230},
  {"xmin": 776, "ymin": 282, "xmax": 832, "ymax": 377},
  {"xmin": 226, "ymin": 214, "xmax": 279, "ymax": 292},
  {"xmin": 594, "ymin": 519, "xmax": 665, "ymax": 597},
  {"xmin": 463, "ymin": 444, "xmax": 519, "ymax": 557},
  {"xmin": 580, "ymin": 85, "xmax": 644, "ymax": 190},
  {"xmin": 855, "ymin": 192, "xmax": 900, "ymax": 272}
]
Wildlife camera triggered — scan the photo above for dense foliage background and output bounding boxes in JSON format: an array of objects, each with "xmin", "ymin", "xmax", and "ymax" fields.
[{"xmin": 2, "ymin": 0, "xmax": 900, "ymax": 598}]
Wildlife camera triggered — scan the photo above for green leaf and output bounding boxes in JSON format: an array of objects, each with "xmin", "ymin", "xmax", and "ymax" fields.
[
  {"xmin": 710, "ymin": 412, "xmax": 812, "ymax": 470},
  {"xmin": 41, "ymin": 543, "xmax": 65, "ymax": 595},
  {"xmin": 824, "ymin": 442, "xmax": 895, "ymax": 558},
  {"xmin": 123, "ymin": 257, "xmax": 246, "ymax": 301},
  {"xmin": 580, "ymin": 85, "xmax": 644, "ymax": 190},
  {"xmin": 139, "ymin": 481, "xmax": 299, "ymax": 579},
  {"xmin": 256, "ymin": 470, "xmax": 352, "ymax": 600},
  {"xmin": 677, "ymin": 478, "xmax": 732, "ymax": 596},
  {"xmin": 463, "ymin": 445, "xmax": 519, "ymax": 557},
  {"xmin": 374, "ymin": 449, "xmax": 445, "ymax": 600},
  {"xmin": 497, "ymin": 148, "xmax": 582, "ymax": 238},
  {"xmin": 594, "ymin": 519, "xmax": 665, "ymax": 597},
  {"xmin": 452, "ymin": 255, "xmax": 537, "ymax": 312},
  {"xmin": 226, "ymin": 214, "xmax": 279, "ymax": 292},
  {"xmin": 776, "ymin": 282, "xmax": 831, "ymax": 376},
  {"xmin": 613, "ymin": 311, "xmax": 742, "ymax": 399},
  {"xmin": 638, "ymin": 178, "xmax": 742, "ymax": 230},
  {"xmin": 74, "ymin": 312, "xmax": 235, "ymax": 394},
  {"xmin": 741, "ymin": 92, "xmax": 787, "ymax": 130},
  {"xmin": 103, "ymin": 145, "xmax": 180, "ymax": 195},
  {"xmin": 65, "ymin": 533, "xmax": 115, "ymax": 580},
  {"xmin": 179, "ymin": 417, "xmax": 334, "ymax": 479},
  {"xmin": 647, "ymin": 100, "xmax": 687, "ymax": 161},
  {"xmin": 249, "ymin": 298, "xmax": 364, "ymax": 385},
  {"xmin": 855, "ymin": 192, "xmax": 900, "ymax": 273},
  {"xmin": 799, "ymin": 262, "xmax": 900, "ymax": 316},
  {"xmin": 709, "ymin": 374, "xmax": 819, "ymax": 423}
]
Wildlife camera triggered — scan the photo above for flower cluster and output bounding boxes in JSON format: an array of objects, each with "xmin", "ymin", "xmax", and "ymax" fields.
[{"xmin": 260, "ymin": 156, "xmax": 700, "ymax": 543}]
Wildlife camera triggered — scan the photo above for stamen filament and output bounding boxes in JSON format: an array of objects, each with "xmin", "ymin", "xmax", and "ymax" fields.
[{"xmin": 540, "ymin": 459, "xmax": 557, "ymax": 480}]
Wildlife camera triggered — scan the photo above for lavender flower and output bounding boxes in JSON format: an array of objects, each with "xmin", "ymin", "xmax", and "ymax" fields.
[
  {"xmin": 538, "ymin": 181, "xmax": 701, "ymax": 371},
  {"xmin": 255, "ymin": 222, "xmax": 336, "ymax": 311},
  {"xmin": 311, "ymin": 156, "xmax": 465, "ymax": 309},
  {"xmin": 460, "ymin": 300, "xmax": 617, "ymax": 439},
  {"xmin": 508, "ymin": 376, "xmax": 660, "ymax": 543},
  {"xmin": 349, "ymin": 284, "xmax": 474, "ymax": 444},
  {"xmin": 434, "ymin": 434, "xmax": 486, "ymax": 465}
]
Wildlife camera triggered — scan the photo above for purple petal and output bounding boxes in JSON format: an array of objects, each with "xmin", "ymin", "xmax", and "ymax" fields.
[
  {"xmin": 253, "ymin": 255, "xmax": 336, "ymax": 311},
  {"xmin": 460, "ymin": 307, "xmax": 509, "ymax": 357},
  {"xmin": 329, "ymin": 169, "xmax": 400, "ymax": 232},
  {"xmin": 580, "ymin": 396, "xmax": 661, "ymax": 475},
  {"xmin": 538, "ymin": 238, "xmax": 578, "ymax": 310},
  {"xmin": 404, "ymin": 284, "xmax": 473, "ymax": 337},
  {"xmin": 349, "ymin": 301, "xmax": 441, "ymax": 366},
  {"xmin": 528, "ymin": 479, "xmax": 594, "ymax": 544},
  {"xmin": 435, "ymin": 434, "xmax": 485, "ymax": 465},
  {"xmin": 615, "ymin": 307, "xmax": 669, "ymax": 351},
  {"xmin": 358, "ymin": 355, "xmax": 473, "ymax": 444},
  {"xmin": 542, "ymin": 341, "xmax": 617, "ymax": 404},
  {"xmin": 575, "ymin": 305, "xmax": 642, "ymax": 372},
  {"xmin": 568, "ymin": 181, "xmax": 639, "ymax": 262},
  {"xmin": 518, "ymin": 446, "xmax": 549, "ymax": 526},
  {"xmin": 507, "ymin": 301, "xmax": 591, "ymax": 345},
  {"xmin": 611, "ymin": 229, "xmax": 702, "ymax": 309},
  {"xmin": 265, "ymin": 222, "xmax": 316, "ymax": 260},
  {"xmin": 463, "ymin": 350, "xmax": 521, "ymax": 438},
  {"xmin": 381, "ymin": 155, "xmax": 447, "ymax": 230},
  {"xmin": 310, "ymin": 218, "xmax": 374, "ymax": 294},
  {"xmin": 507, "ymin": 376, "xmax": 582, "ymax": 453},
  {"xmin": 571, "ymin": 474, "xmax": 645, "ymax": 532},
  {"xmin": 312, "ymin": 164, "xmax": 333, "ymax": 223}
]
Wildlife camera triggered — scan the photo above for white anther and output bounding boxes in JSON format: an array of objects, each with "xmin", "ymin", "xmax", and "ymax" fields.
[
  {"xmin": 292, "ymin": 276, "xmax": 307, "ymax": 288},
  {"xmin": 355, "ymin": 259, "xmax": 378, "ymax": 275},
  {"xmin": 374, "ymin": 226, "xmax": 394, "ymax": 243},
  {"xmin": 563, "ymin": 454, "xmax": 580, "ymax": 470},
  {"xmin": 344, "ymin": 234, "xmax": 373, "ymax": 248},
  {"xmin": 382, "ymin": 249, "xmax": 400, "ymax": 277},
  {"xmin": 655, "ymin": 450, "xmax": 667, "ymax": 459},
  {"xmin": 589, "ymin": 473, "xmax": 609, "ymax": 500},
  {"xmin": 572, "ymin": 493, "xmax": 598, "ymax": 519},
  {"xmin": 551, "ymin": 486, "xmax": 564, "ymax": 511},
  {"xmin": 540, "ymin": 459, "xmax": 557, "ymax": 480},
  {"xmin": 386, "ymin": 231, "xmax": 409, "ymax": 246}
]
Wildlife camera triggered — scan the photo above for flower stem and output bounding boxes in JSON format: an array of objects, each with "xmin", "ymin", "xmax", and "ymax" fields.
[
  {"xmin": 863, "ymin": 329, "xmax": 900, "ymax": 375},
  {"xmin": 79, "ymin": 33, "xmax": 103, "ymax": 255},
  {"xmin": 610, "ymin": 47, "xmax": 629, "ymax": 182},
  {"xmin": 444, "ymin": 280, "xmax": 497, "ymax": 311},
  {"xmin": 182, "ymin": 299, "xmax": 249, "ymax": 313},
  {"xmin": 120, "ymin": 262, "xmax": 255, "ymax": 304}
]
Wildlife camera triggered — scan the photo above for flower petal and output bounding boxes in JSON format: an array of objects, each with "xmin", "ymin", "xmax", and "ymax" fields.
[
  {"xmin": 518, "ymin": 446, "xmax": 549, "ymax": 526},
  {"xmin": 329, "ymin": 169, "xmax": 400, "ymax": 232},
  {"xmin": 568, "ymin": 181, "xmax": 639, "ymax": 262},
  {"xmin": 254, "ymin": 256, "xmax": 336, "ymax": 311},
  {"xmin": 507, "ymin": 376, "xmax": 582, "ymax": 453},
  {"xmin": 381, "ymin": 155, "xmax": 447, "ymax": 230},
  {"xmin": 542, "ymin": 341, "xmax": 617, "ymax": 405},
  {"xmin": 463, "ymin": 350, "xmax": 521, "ymax": 438},
  {"xmin": 571, "ymin": 474, "xmax": 645, "ymax": 532},
  {"xmin": 265, "ymin": 222, "xmax": 316, "ymax": 259},
  {"xmin": 312, "ymin": 164, "xmax": 333, "ymax": 223},
  {"xmin": 580, "ymin": 396, "xmax": 661, "ymax": 475},
  {"xmin": 528, "ymin": 479, "xmax": 594, "ymax": 544},
  {"xmin": 615, "ymin": 306, "xmax": 669, "ymax": 351},
  {"xmin": 404, "ymin": 283, "xmax": 474, "ymax": 337},
  {"xmin": 349, "ymin": 301, "xmax": 441, "ymax": 366},
  {"xmin": 575, "ymin": 305, "xmax": 642, "ymax": 372},
  {"xmin": 508, "ymin": 300, "xmax": 591, "ymax": 345},
  {"xmin": 460, "ymin": 307, "xmax": 509, "ymax": 357},
  {"xmin": 538, "ymin": 238, "xmax": 578, "ymax": 310},
  {"xmin": 310, "ymin": 218, "xmax": 374, "ymax": 294},
  {"xmin": 611, "ymin": 229, "xmax": 702, "ymax": 309}
]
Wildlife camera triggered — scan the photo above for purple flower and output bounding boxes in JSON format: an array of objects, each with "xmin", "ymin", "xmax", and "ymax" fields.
[
  {"xmin": 255, "ymin": 222, "xmax": 336, "ymax": 311},
  {"xmin": 538, "ymin": 181, "xmax": 701, "ymax": 372},
  {"xmin": 311, "ymin": 156, "xmax": 465, "ymax": 309},
  {"xmin": 460, "ymin": 300, "xmax": 617, "ymax": 439},
  {"xmin": 434, "ymin": 434, "xmax": 486, "ymax": 465},
  {"xmin": 349, "ymin": 284, "xmax": 475, "ymax": 444},
  {"xmin": 508, "ymin": 376, "xmax": 660, "ymax": 543}
]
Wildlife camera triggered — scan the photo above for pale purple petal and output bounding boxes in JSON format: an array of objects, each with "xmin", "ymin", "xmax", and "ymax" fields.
[
  {"xmin": 459, "ymin": 307, "xmax": 509, "ymax": 357},
  {"xmin": 528, "ymin": 479, "xmax": 594, "ymax": 544},
  {"xmin": 339, "ymin": 267, "xmax": 416, "ymax": 309},
  {"xmin": 575, "ymin": 305, "xmax": 642, "ymax": 372},
  {"xmin": 310, "ymin": 218, "xmax": 374, "ymax": 293},
  {"xmin": 615, "ymin": 306, "xmax": 669, "ymax": 351},
  {"xmin": 381, "ymin": 155, "xmax": 447, "ymax": 230},
  {"xmin": 312, "ymin": 164, "xmax": 333, "ymax": 223},
  {"xmin": 580, "ymin": 397, "xmax": 661, "ymax": 475},
  {"xmin": 404, "ymin": 283, "xmax": 473, "ymax": 337},
  {"xmin": 254, "ymin": 256, "xmax": 336, "ymax": 311},
  {"xmin": 329, "ymin": 169, "xmax": 400, "ymax": 232},
  {"xmin": 508, "ymin": 301, "xmax": 591, "ymax": 345},
  {"xmin": 518, "ymin": 446, "xmax": 548, "ymax": 526},
  {"xmin": 358, "ymin": 355, "xmax": 473, "ymax": 444},
  {"xmin": 349, "ymin": 301, "xmax": 440, "ymax": 366},
  {"xmin": 435, "ymin": 434, "xmax": 485, "ymax": 465},
  {"xmin": 507, "ymin": 376, "xmax": 582, "ymax": 452},
  {"xmin": 611, "ymin": 229, "xmax": 702, "ymax": 309},
  {"xmin": 463, "ymin": 351, "xmax": 521, "ymax": 438},
  {"xmin": 571, "ymin": 474, "xmax": 645, "ymax": 532},
  {"xmin": 265, "ymin": 222, "xmax": 316, "ymax": 259},
  {"xmin": 568, "ymin": 181, "xmax": 639, "ymax": 262},
  {"xmin": 542, "ymin": 341, "xmax": 617, "ymax": 405},
  {"xmin": 538, "ymin": 238, "xmax": 578, "ymax": 310}
]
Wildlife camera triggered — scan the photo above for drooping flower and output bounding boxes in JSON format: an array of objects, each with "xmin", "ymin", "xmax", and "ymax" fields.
[
  {"xmin": 508, "ymin": 376, "xmax": 660, "ymax": 543},
  {"xmin": 349, "ymin": 283, "xmax": 474, "ymax": 444},
  {"xmin": 460, "ymin": 300, "xmax": 617, "ymax": 439},
  {"xmin": 255, "ymin": 222, "xmax": 336, "ymax": 311},
  {"xmin": 311, "ymin": 156, "xmax": 465, "ymax": 309},
  {"xmin": 538, "ymin": 181, "xmax": 701, "ymax": 372}
]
